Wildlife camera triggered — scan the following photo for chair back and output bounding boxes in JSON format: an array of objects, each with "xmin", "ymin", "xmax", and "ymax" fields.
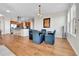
[
  {"xmin": 45, "ymin": 30, "xmax": 56, "ymax": 45},
  {"xmin": 41, "ymin": 29, "xmax": 46, "ymax": 34},
  {"xmin": 53, "ymin": 30, "xmax": 56, "ymax": 34},
  {"xmin": 29, "ymin": 29, "xmax": 33, "ymax": 40},
  {"xmin": 32, "ymin": 30, "xmax": 42, "ymax": 44},
  {"xmin": 32, "ymin": 30, "xmax": 40, "ymax": 39}
]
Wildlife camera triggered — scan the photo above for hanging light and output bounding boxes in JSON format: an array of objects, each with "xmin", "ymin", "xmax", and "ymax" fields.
[
  {"xmin": 17, "ymin": 16, "xmax": 21, "ymax": 23},
  {"xmin": 37, "ymin": 5, "xmax": 42, "ymax": 17}
]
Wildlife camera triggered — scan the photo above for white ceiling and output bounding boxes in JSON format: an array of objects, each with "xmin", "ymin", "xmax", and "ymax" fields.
[{"xmin": 0, "ymin": 3, "xmax": 71, "ymax": 19}]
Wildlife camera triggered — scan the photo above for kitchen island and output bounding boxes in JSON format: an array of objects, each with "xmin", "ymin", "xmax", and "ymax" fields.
[{"xmin": 12, "ymin": 29, "xmax": 29, "ymax": 37}]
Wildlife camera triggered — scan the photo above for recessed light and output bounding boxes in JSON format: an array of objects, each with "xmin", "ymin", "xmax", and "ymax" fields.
[
  {"xmin": 6, "ymin": 10, "xmax": 10, "ymax": 13},
  {"xmin": 0, "ymin": 14, "xmax": 4, "ymax": 19},
  {"xmin": 0, "ymin": 14, "xmax": 4, "ymax": 16}
]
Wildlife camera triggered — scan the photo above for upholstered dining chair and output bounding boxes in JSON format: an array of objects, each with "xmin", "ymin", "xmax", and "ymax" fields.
[
  {"xmin": 41, "ymin": 29, "xmax": 46, "ymax": 34},
  {"xmin": 41, "ymin": 29, "xmax": 46, "ymax": 40},
  {"xmin": 32, "ymin": 30, "xmax": 44, "ymax": 44},
  {"xmin": 29, "ymin": 29, "xmax": 33, "ymax": 40},
  {"xmin": 45, "ymin": 30, "xmax": 56, "ymax": 45}
]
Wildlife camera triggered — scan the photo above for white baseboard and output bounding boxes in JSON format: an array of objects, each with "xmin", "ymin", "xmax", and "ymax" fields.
[{"xmin": 67, "ymin": 34, "xmax": 79, "ymax": 56}]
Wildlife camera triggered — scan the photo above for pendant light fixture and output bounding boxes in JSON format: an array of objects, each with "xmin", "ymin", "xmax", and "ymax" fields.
[{"xmin": 37, "ymin": 5, "xmax": 42, "ymax": 17}]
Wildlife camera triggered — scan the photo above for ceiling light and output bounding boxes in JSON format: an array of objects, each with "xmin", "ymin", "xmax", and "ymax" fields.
[
  {"xmin": 37, "ymin": 5, "xmax": 42, "ymax": 17},
  {"xmin": 0, "ymin": 14, "xmax": 4, "ymax": 19},
  {"xmin": 6, "ymin": 10, "xmax": 10, "ymax": 13}
]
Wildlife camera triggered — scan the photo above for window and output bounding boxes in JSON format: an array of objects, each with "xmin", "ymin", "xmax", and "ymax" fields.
[
  {"xmin": 67, "ymin": 10, "xmax": 71, "ymax": 33},
  {"xmin": 67, "ymin": 4, "xmax": 76, "ymax": 36},
  {"xmin": 71, "ymin": 4, "xmax": 76, "ymax": 36}
]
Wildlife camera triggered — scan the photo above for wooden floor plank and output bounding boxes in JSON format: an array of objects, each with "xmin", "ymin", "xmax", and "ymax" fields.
[{"xmin": 0, "ymin": 34, "xmax": 76, "ymax": 56}]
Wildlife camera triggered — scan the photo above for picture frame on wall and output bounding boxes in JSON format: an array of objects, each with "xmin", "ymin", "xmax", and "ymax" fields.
[{"xmin": 43, "ymin": 18, "xmax": 50, "ymax": 28}]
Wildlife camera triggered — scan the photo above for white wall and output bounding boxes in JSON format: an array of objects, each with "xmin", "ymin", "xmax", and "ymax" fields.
[
  {"xmin": 0, "ymin": 18, "xmax": 5, "ymax": 34},
  {"xmin": 4, "ymin": 19, "xmax": 10, "ymax": 34},
  {"xmin": 67, "ymin": 4, "xmax": 79, "ymax": 55},
  {"xmin": 34, "ymin": 12, "xmax": 66, "ymax": 38},
  {"xmin": 0, "ymin": 17, "xmax": 10, "ymax": 34},
  {"xmin": 67, "ymin": 18, "xmax": 79, "ymax": 55}
]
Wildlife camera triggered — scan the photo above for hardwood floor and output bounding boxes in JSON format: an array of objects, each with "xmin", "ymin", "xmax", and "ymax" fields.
[{"xmin": 0, "ymin": 34, "xmax": 76, "ymax": 56}]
